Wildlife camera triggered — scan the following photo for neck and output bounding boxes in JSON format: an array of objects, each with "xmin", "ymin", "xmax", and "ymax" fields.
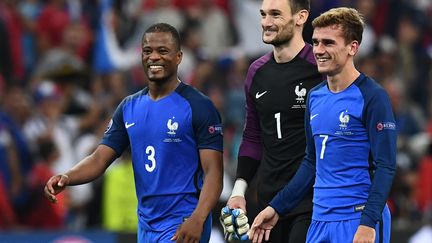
[
  {"xmin": 327, "ymin": 64, "xmax": 360, "ymax": 93},
  {"xmin": 148, "ymin": 78, "xmax": 180, "ymax": 100},
  {"xmin": 273, "ymin": 34, "xmax": 305, "ymax": 63}
]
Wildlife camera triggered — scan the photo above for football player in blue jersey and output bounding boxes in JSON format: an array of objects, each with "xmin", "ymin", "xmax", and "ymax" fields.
[
  {"xmin": 44, "ymin": 23, "xmax": 224, "ymax": 243},
  {"xmin": 249, "ymin": 7, "xmax": 397, "ymax": 243}
]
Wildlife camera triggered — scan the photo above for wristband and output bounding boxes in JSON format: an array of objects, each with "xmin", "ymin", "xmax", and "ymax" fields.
[{"xmin": 230, "ymin": 178, "xmax": 248, "ymax": 198}]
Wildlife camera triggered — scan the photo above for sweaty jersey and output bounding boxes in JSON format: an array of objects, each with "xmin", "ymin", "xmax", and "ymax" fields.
[
  {"xmin": 270, "ymin": 73, "xmax": 397, "ymax": 228},
  {"xmin": 239, "ymin": 44, "xmax": 322, "ymax": 213},
  {"xmin": 101, "ymin": 82, "xmax": 223, "ymax": 231}
]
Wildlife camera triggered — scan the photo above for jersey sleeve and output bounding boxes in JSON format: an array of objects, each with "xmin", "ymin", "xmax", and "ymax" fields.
[
  {"xmin": 100, "ymin": 99, "xmax": 130, "ymax": 157},
  {"xmin": 360, "ymin": 88, "xmax": 397, "ymax": 228},
  {"xmin": 269, "ymin": 94, "xmax": 316, "ymax": 214},
  {"xmin": 235, "ymin": 64, "xmax": 264, "ymax": 182},
  {"xmin": 238, "ymin": 78, "xmax": 263, "ymax": 160},
  {"xmin": 192, "ymin": 98, "xmax": 223, "ymax": 152}
]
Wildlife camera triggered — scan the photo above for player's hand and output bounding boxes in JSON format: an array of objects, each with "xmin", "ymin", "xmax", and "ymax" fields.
[
  {"xmin": 249, "ymin": 206, "xmax": 279, "ymax": 243},
  {"xmin": 171, "ymin": 215, "xmax": 203, "ymax": 243},
  {"xmin": 220, "ymin": 206, "xmax": 250, "ymax": 241},
  {"xmin": 227, "ymin": 196, "xmax": 247, "ymax": 213},
  {"xmin": 44, "ymin": 174, "xmax": 69, "ymax": 203},
  {"xmin": 353, "ymin": 225, "xmax": 375, "ymax": 243}
]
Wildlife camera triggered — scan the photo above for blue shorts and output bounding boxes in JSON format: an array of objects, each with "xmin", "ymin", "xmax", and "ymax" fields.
[
  {"xmin": 306, "ymin": 205, "xmax": 391, "ymax": 243},
  {"xmin": 137, "ymin": 214, "xmax": 212, "ymax": 243}
]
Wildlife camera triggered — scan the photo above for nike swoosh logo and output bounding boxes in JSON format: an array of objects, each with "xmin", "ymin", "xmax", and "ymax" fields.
[
  {"xmin": 310, "ymin": 114, "xmax": 319, "ymax": 120},
  {"xmin": 255, "ymin": 91, "xmax": 268, "ymax": 99},
  {"xmin": 125, "ymin": 122, "xmax": 135, "ymax": 129}
]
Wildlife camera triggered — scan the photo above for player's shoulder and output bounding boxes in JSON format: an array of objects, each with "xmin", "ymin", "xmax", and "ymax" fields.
[
  {"xmin": 247, "ymin": 52, "xmax": 273, "ymax": 74},
  {"xmin": 119, "ymin": 88, "xmax": 148, "ymax": 107},
  {"xmin": 176, "ymin": 82, "xmax": 215, "ymax": 108},
  {"xmin": 309, "ymin": 80, "xmax": 328, "ymax": 94},
  {"xmin": 354, "ymin": 73, "xmax": 389, "ymax": 100},
  {"xmin": 297, "ymin": 43, "xmax": 317, "ymax": 66}
]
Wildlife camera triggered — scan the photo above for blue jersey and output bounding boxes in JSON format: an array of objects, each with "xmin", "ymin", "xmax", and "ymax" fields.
[
  {"xmin": 101, "ymin": 82, "xmax": 223, "ymax": 231},
  {"xmin": 270, "ymin": 73, "xmax": 396, "ymax": 228}
]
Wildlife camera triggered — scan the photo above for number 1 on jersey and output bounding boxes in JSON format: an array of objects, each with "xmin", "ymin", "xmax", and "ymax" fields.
[{"xmin": 275, "ymin": 112, "xmax": 282, "ymax": 139}]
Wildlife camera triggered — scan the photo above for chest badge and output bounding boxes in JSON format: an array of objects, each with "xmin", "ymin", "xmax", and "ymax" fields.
[
  {"xmin": 167, "ymin": 117, "xmax": 178, "ymax": 135},
  {"xmin": 339, "ymin": 111, "xmax": 350, "ymax": 129},
  {"xmin": 295, "ymin": 84, "xmax": 307, "ymax": 103}
]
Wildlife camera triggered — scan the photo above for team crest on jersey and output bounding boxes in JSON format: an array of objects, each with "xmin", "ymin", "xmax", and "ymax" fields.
[
  {"xmin": 339, "ymin": 110, "xmax": 350, "ymax": 129},
  {"xmin": 104, "ymin": 119, "xmax": 113, "ymax": 133},
  {"xmin": 376, "ymin": 122, "xmax": 396, "ymax": 131},
  {"xmin": 335, "ymin": 110, "xmax": 354, "ymax": 135},
  {"xmin": 164, "ymin": 117, "xmax": 182, "ymax": 143},
  {"xmin": 167, "ymin": 117, "xmax": 178, "ymax": 135},
  {"xmin": 295, "ymin": 83, "xmax": 307, "ymax": 102},
  {"xmin": 292, "ymin": 83, "xmax": 307, "ymax": 109}
]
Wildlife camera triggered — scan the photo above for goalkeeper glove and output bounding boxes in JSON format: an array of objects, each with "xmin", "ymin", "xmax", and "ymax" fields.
[{"xmin": 220, "ymin": 206, "xmax": 250, "ymax": 241}]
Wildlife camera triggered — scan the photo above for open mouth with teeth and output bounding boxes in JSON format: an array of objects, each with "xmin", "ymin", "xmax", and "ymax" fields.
[
  {"xmin": 316, "ymin": 57, "xmax": 330, "ymax": 63},
  {"xmin": 148, "ymin": 65, "xmax": 164, "ymax": 72}
]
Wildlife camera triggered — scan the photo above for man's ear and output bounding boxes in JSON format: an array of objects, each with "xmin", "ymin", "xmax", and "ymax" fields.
[
  {"xmin": 177, "ymin": 51, "xmax": 183, "ymax": 65},
  {"xmin": 296, "ymin": 10, "xmax": 309, "ymax": 26},
  {"xmin": 348, "ymin": 41, "xmax": 360, "ymax": 56}
]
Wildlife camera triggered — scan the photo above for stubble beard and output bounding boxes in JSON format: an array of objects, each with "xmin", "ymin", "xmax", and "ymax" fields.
[{"xmin": 263, "ymin": 21, "xmax": 295, "ymax": 47}]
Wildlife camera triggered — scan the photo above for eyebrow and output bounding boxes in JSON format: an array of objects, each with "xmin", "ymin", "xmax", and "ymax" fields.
[
  {"xmin": 312, "ymin": 38, "xmax": 336, "ymax": 44},
  {"xmin": 260, "ymin": 7, "xmax": 283, "ymax": 13}
]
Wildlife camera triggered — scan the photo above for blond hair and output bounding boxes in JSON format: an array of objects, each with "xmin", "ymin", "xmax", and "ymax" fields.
[{"xmin": 312, "ymin": 7, "xmax": 365, "ymax": 44}]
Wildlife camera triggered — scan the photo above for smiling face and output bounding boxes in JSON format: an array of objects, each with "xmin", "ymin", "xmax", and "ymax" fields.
[
  {"xmin": 141, "ymin": 32, "xmax": 182, "ymax": 84},
  {"xmin": 312, "ymin": 25, "xmax": 359, "ymax": 76},
  {"xmin": 260, "ymin": 0, "xmax": 297, "ymax": 46}
]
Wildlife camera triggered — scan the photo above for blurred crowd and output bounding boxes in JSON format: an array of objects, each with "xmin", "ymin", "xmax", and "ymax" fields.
[{"xmin": 0, "ymin": 0, "xmax": 431, "ymax": 239}]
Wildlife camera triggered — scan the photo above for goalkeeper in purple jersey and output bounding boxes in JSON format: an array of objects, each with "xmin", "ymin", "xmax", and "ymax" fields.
[
  {"xmin": 223, "ymin": 0, "xmax": 323, "ymax": 242},
  {"xmin": 250, "ymin": 7, "xmax": 397, "ymax": 243},
  {"xmin": 44, "ymin": 23, "xmax": 223, "ymax": 243}
]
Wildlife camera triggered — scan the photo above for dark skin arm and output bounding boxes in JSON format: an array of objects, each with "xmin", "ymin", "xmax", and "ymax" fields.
[
  {"xmin": 44, "ymin": 144, "xmax": 117, "ymax": 203},
  {"xmin": 171, "ymin": 149, "xmax": 223, "ymax": 243}
]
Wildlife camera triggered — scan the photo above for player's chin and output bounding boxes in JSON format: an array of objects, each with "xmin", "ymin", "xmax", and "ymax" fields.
[
  {"xmin": 262, "ymin": 37, "xmax": 275, "ymax": 44},
  {"xmin": 147, "ymin": 75, "xmax": 168, "ymax": 83},
  {"xmin": 316, "ymin": 66, "xmax": 331, "ymax": 75}
]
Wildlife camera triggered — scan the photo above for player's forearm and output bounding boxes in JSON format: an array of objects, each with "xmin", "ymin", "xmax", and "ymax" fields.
[
  {"xmin": 65, "ymin": 145, "xmax": 116, "ymax": 186},
  {"xmin": 193, "ymin": 169, "xmax": 223, "ymax": 223},
  {"xmin": 193, "ymin": 153, "xmax": 223, "ymax": 224},
  {"xmin": 235, "ymin": 156, "xmax": 260, "ymax": 186},
  {"xmin": 360, "ymin": 160, "xmax": 396, "ymax": 227},
  {"xmin": 269, "ymin": 157, "xmax": 315, "ymax": 215}
]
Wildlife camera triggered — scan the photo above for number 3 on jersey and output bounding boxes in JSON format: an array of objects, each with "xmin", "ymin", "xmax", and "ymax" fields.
[{"xmin": 145, "ymin": 145, "xmax": 156, "ymax": 172}]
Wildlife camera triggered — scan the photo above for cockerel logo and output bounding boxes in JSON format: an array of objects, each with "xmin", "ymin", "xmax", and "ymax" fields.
[
  {"xmin": 167, "ymin": 117, "xmax": 178, "ymax": 135},
  {"xmin": 295, "ymin": 84, "xmax": 307, "ymax": 103},
  {"xmin": 339, "ymin": 111, "xmax": 350, "ymax": 129}
]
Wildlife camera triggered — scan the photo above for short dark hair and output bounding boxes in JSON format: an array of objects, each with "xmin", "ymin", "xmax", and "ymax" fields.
[
  {"xmin": 142, "ymin": 23, "xmax": 181, "ymax": 51},
  {"xmin": 289, "ymin": 0, "xmax": 310, "ymax": 13}
]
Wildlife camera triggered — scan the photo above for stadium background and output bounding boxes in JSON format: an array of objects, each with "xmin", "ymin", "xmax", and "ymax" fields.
[{"xmin": 0, "ymin": 0, "xmax": 431, "ymax": 242}]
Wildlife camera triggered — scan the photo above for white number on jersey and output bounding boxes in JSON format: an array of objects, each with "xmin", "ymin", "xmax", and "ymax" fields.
[
  {"xmin": 145, "ymin": 145, "xmax": 156, "ymax": 172},
  {"xmin": 319, "ymin": 135, "xmax": 328, "ymax": 159},
  {"xmin": 275, "ymin": 112, "xmax": 282, "ymax": 139}
]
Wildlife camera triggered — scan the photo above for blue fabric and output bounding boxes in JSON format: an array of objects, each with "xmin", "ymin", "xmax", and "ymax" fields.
[{"xmin": 306, "ymin": 204, "xmax": 391, "ymax": 243}]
